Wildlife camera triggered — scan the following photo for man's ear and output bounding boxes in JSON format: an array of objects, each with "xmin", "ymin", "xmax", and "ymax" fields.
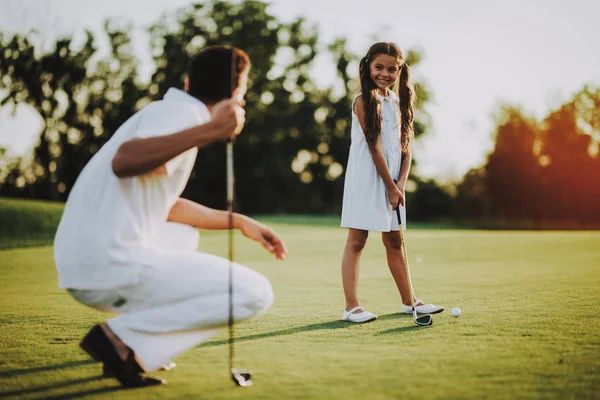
[{"xmin": 184, "ymin": 76, "xmax": 189, "ymax": 92}]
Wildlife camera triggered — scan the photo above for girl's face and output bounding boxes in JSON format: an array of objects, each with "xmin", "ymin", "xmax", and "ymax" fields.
[{"xmin": 369, "ymin": 54, "xmax": 400, "ymax": 93}]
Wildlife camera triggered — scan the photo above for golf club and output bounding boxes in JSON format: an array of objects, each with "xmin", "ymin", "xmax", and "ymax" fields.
[
  {"xmin": 227, "ymin": 50, "xmax": 252, "ymax": 387},
  {"xmin": 395, "ymin": 194, "xmax": 433, "ymax": 327}
]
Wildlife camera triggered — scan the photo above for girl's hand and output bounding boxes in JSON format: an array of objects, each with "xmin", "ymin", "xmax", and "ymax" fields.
[
  {"xmin": 388, "ymin": 186, "xmax": 404, "ymax": 209},
  {"xmin": 396, "ymin": 181, "xmax": 406, "ymax": 207},
  {"xmin": 240, "ymin": 218, "xmax": 288, "ymax": 260}
]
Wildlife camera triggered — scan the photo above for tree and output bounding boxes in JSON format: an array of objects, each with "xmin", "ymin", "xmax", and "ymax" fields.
[
  {"xmin": 0, "ymin": 23, "xmax": 145, "ymax": 201},
  {"xmin": 0, "ymin": 0, "xmax": 434, "ymax": 215},
  {"xmin": 405, "ymin": 177, "xmax": 453, "ymax": 221},
  {"xmin": 538, "ymin": 89, "xmax": 600, "ymax": 225},
  {"xmin": 455, "ymin": 87, "xmax": 600, "ymax": 227},
  {"xmin": 453, "ymin": 167, "xmax": 489, "ymax": 220},
  {"xmin": 484, "ymin": 106, "xmax": 543, "ymax": 222}
]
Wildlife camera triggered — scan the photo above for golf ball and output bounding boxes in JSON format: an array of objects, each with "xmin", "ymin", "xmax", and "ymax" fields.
[{"xmin": 451, "ymin": 307, "xmax": 461, "ymax": 318}]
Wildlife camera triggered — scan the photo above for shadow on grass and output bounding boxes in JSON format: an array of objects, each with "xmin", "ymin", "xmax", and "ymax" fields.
[
  {"xmin": 1, "ymin": 361, "xmax": 158, "ymax": 399},
  {"xmin": 377, "ymin": 313, "xmax": 412, "ymax": 321},
  {"xmin": 199, "ymin": 313, "xmax": 416, "ymax": 348},
  {"xmin": 375, "ymin": 325, "xmax": 426, "ymax": 335},
  {"xmin": 199, "ymin": 319, "xmax": 352, "ymax": 348},
  {"xmin": 0, "ymin": 375, "xmax": 105, "ymax": 398},
  {"xmin": 0, "ymin": 360, "xmax": 96, "ymax": 378},
  {"xmin": 375, "ymin": 312, "xmax": 436, "ymax": 335},
  {"xmin": 41, "ymin": 386, "xmax": 125, "ymax": 400}
]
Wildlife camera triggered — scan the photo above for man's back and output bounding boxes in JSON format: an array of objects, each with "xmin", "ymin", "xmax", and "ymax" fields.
[{"xmin": 54, "ymin": 89, "xmax": 210, "ymax": 289}]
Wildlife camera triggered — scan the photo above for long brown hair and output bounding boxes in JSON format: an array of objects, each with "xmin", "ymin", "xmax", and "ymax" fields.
[{"xmin": 358, "ymin": 42, "xmax": 415, "ymax": 153}]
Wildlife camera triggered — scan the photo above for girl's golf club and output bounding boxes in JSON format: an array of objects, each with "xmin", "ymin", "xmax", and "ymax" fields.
[{"xmin": 395, "ymin": 191, "xmax": 432, "ymax": 327}]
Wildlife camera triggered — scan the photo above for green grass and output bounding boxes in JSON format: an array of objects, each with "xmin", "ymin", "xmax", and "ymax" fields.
[
  {"xmin": 1, "ymin": 203, "xmax": 600, "ymax": 399},
  {"xmin": 0, "ymin": 198, "xmax": 65, "ymax": 250}
]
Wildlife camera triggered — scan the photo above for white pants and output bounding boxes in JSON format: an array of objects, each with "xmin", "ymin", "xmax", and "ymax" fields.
[{"xmin": 69, "ymin": 222, "xmax": 274, "ymax": 372}]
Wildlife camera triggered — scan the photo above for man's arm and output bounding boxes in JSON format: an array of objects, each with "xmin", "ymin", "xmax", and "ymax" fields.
[
  {"xmin": 112, "ymin": 99, "xmax": 245, "ymax": 178},
  {"xmin": 112, "ymin": 122, "xmax": 223, "ymax": 178},
  {"xmin": 167, "ymin": 197, "xmax": 248, "ymax": 230},
  {"xmin": 168, "ymin": 198, "xmax": 288, "ymax": 260}
]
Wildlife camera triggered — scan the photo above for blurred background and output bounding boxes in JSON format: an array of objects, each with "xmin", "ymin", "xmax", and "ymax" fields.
[{"xmin": 1, "ymin": 0, "xmax": 599, "ymax": 228}]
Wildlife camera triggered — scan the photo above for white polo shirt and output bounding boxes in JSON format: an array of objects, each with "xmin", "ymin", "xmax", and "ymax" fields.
[{"xmin": 54, "ymin": 88, "xmax": 210, "ymax": 289}]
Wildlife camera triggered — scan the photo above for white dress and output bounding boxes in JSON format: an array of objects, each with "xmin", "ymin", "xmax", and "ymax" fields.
[{"xmin": 341, "ymin": 89, "xmax": 407, "ymax": 232}]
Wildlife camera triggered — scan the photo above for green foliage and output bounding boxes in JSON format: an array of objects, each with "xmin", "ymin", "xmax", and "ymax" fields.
[
  {"xmin": 0, "ymin": 22, "xmax": 146, "ymax": 200},
  {"xmin": 453, "ymin": 167, "xmax": 489, "ymax": 219},
  {"xmin": 406, "ymin": 177, "xmax": 454, "ymax": 221},
  {"xmin": 0, "ymin": 0, "xmax": 432, "ymax": 215}
]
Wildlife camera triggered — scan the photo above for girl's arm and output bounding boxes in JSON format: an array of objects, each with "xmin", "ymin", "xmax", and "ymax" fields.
[
  {"xmin": 397, "ymin": 146, "xmax": 412, "ymax": 191},
  {"xmin": 354, "ymin": 97, "xmax": 402, "ymax": 206},
  {"xmin": 370, "ymin": 139, "xmax": 398, "ymax": 192}
]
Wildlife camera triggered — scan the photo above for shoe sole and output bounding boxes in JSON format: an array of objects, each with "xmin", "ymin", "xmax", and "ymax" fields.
[
  {"xmin": 402, "ymin": 309, "xmax": 445, "ymax": 315},
  {"xmin": 80, "ymin": 341, "xmax": 102, "ymax": 362},
  {"xmin": 340, "ymin": 316, "xmax": 378, "ymax": 323},
  {"xmin": 104, "ymin": 362, "xmax": 176, "ymax": 378},
  {"xmin": 80, "ymin": 326, "xmax": 166, "ymax": 387}
]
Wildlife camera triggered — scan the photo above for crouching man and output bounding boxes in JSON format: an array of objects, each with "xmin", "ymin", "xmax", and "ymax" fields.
[{"xmin": 53, "ymin": 46, "xmax": 287, "ymax": 387}]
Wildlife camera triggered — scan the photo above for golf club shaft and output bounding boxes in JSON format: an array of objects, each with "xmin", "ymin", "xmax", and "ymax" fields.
[
  {"xmin": 227, "ymin": 50, "xmax": 252, "ymax": 386},
  {"xmin": 396, "ymin": 206, "xmax": 418, "ymax": 319},
  {"xmin": 227, "ymin": 141, "xmax": 234, "ymax": 372}
]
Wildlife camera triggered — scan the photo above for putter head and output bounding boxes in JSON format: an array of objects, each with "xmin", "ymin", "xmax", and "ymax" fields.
[
  {"xmin": 231, "ymin": 368, "xmax": 253, "ymax": 387},
  {"xmin": 414, "ymin": 313, "xmax": 433, "ymax": 326}
]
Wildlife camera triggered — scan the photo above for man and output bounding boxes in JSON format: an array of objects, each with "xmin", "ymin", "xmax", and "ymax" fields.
[{"xmin": 53, "ymin": 46, "xmax": 287, "ymax": 387}]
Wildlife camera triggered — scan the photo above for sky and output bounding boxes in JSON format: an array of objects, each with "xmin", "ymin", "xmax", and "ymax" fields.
[{"xmin": 1, "ymin": 0, "xmax": 599, "ymax": 182}]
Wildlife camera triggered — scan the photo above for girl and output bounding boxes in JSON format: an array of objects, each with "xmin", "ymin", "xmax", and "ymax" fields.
[{"xmin": 340, "ymin": 42, "xmax": 444, "ymax": 323}]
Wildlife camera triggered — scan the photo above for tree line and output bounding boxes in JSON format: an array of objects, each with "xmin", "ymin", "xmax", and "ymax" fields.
[{"xmin": 1, "ymin": 0, "xmax": 598, "ymax": 227}]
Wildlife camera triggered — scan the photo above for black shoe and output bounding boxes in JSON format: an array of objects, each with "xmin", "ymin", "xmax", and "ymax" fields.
[
  {"xmin": 80, "ymin": 324, "xmax": 166, "ymax": 388},
  {"xmin": 103, "ymin": 361, "xmax": 176, "ymax": 378}
]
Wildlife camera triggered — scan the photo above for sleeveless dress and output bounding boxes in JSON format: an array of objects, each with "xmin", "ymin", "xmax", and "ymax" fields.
[{"xmin": 340, "ymin": 89, "xmax": 407, "ymax": 232}]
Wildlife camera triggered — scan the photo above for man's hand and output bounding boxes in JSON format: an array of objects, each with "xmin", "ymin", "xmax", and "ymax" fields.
[
  {"xmin": 240, "ymin": 218, "xmax": 288, "ymax": 260},
  {"xmin": 211, "ymin": 99, "xmax": 246, "ymax": 140}
]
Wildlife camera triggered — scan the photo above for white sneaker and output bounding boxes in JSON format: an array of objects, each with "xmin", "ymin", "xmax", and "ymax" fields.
[
  {"xmin": 341, "ymin": 306, "xmax": 378, "ymax": 323},
  {"xmin": 401, "ymin": 300, "xmax": 444, "ymax": 315}
]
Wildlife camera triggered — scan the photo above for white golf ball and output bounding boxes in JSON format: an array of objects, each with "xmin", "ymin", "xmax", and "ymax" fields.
[{"xmin": 451, "ymin": 307, "xmax": 462, "ymax": 318}]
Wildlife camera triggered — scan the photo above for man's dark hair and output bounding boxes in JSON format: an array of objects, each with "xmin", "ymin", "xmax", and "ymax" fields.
[{"xmin": 187, "ymin": 46, "xmax": 250, "ymax": 104}]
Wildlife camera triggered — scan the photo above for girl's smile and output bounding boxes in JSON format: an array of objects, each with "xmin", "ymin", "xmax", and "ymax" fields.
[{"xmin": 369, "ymin": 54, "xmax": 400, "ymax": 93}]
